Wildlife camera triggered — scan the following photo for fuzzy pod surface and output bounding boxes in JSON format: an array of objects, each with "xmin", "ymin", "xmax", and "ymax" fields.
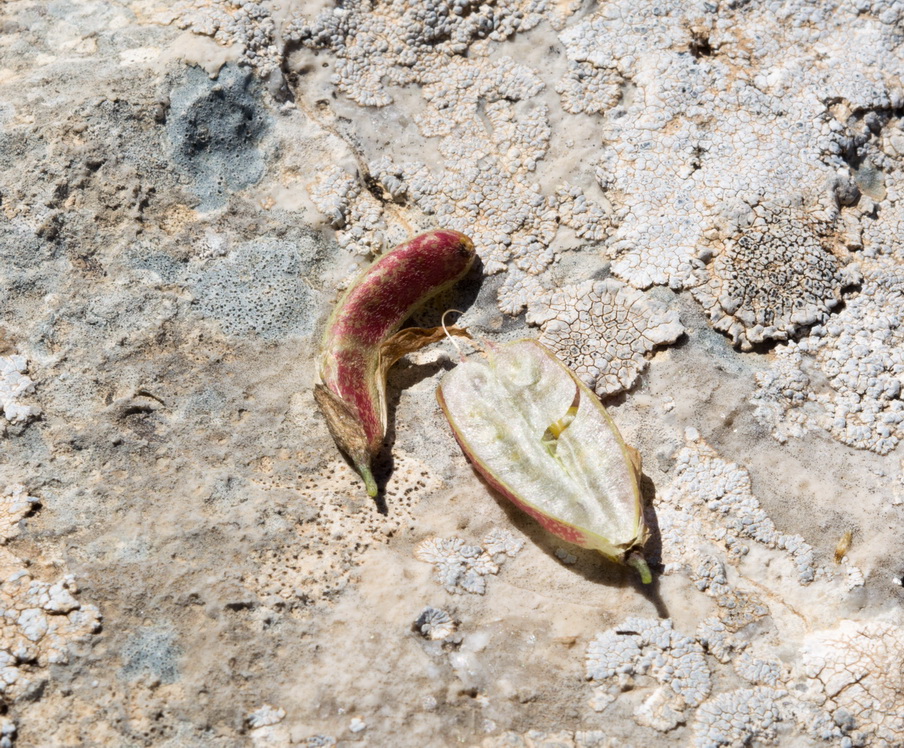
[
  {"xmin": 437, "ymin": 339, "xmax": 651, "ymax": 582},
  {"xmin": 315, "ymin": 229, "xmax": 476, "ymax": 496}
]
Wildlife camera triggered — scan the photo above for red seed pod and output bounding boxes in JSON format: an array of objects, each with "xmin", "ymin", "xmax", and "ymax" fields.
[{"xmin": 315, "ymin": 230, "xmax": 476, "ymax": 496}]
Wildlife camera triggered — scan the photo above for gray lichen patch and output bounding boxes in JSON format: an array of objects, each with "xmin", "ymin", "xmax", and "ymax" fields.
[
  {"xmin": 120, "ymin": 628, "xmax": 182, "ymax": 685},
  {"xmin": 526, "ymin": 278, "xmax": 684, "ymax": 396},
  {"xmin": 165, "ymin": 63, "xmax": 270, "ymax": 210},
  {"xmin": 190, "ymin": 237, "xmax": 323, "ymax": 339},
  {"xmin": 693, "ymin": 204, "xmax": 861, "ymax": 351}
]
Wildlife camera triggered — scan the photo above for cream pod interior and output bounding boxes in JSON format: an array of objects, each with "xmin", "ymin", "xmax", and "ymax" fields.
[{"xmin": 437, "ymin": 338, "xmax": 651, "ymax": 582}]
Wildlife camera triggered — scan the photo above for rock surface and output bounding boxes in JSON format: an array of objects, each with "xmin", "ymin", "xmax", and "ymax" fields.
[{"xmin": 1, "ymin": 1, "xmax": 902, "ymax": 746}]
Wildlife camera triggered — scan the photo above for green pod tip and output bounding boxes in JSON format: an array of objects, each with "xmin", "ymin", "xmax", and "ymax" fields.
[{"xmin": 627, "ymin": 552, "xmax": 653, "ymax": 584}]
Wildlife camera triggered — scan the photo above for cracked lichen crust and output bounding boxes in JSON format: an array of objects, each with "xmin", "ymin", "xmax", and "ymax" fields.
[
  {"xmin": 525, "ymin": 279, "xmax": 684, "ymax": 396},
  {"xmin": 557, "ymin": 0, "xmax": 901, "ymax": 295},
  {"xmin": 693, "ymin": 203, "xmax": 861, "ymax": 350},
  {"xmin": 415, "ymin": 528, "xmax": 522, "ymax": 595},
  {"xmin": 0, "ymin": 355, "xmax": 39, "ymax": 427},
  {"xmin": 753, "ymin": 257, "xmax": 904, "ymax": 454},
  {"xmin": 797, "ymin": 620, "xmax": 904, "ymax": 747}
]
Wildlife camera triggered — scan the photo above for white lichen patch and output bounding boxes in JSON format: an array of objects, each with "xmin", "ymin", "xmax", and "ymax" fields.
[
  {"xmin": 753, "ymin": 257, "xmax": 904, "ymax": 454},
  {"xmin": 556, "ymin": 0, "xmax": 898, "ymax": 295},
  {"xmin": 0, "ymin": 487, "xmax": 101, "ymax": 702},
  {"xmin": 308, "ymin": 165, "xmax": 360, "ymax": 230},
  {"xmin": 585, "ymin": 617, "xmax": 712, "ymax": 731},
  {"xmin": 158, "ymin": 1, "xmax": 279, "ymax": 74},
  {"xmin": 578, "ymin": 614, "xmax": 904, "ymax": 744},
  {"xmin": 482, "ymin": 528, "xmax": 524, "ymax": 559},
  {"xmin": 245, "ymin": 450, "xmax": 442, "ymax": 605},
  {"xmin": 796, "ymin": 620, "xmax": 904, "ymax": 747},
  {"xmin": 695, "ymin": 618, "xmax": 741, "ymax": 665},
  {"xmin": 660, "ymin": 431, "xmax": 824, "ymax": 588},
  {"xmin": 307, "ymin": 165, "xmax": 411, "ymax": 258},
  {"xmin": 414, "ymin": 607, "xmax": 456, "ymax": 641},
  {"xmin": 0, "ymin": 486, "xmax": 39, "ymax": 546},
  {"xmin": 247, "ymin": 704, "xmax": 285, "ymax": 729},
  {"xmin": 656, "ymin": 431, "xmax": 869, "ymax": 636},
  {"xmin": 415, "ymin": 527, "xmax": 522, "ymax": 595},
  {"xmin": 370, "ymin": 109, "xmax": 563, "ymax": 275},
  {"xmin": 556, "ymin": 185, "xmax": 611, "ymax": 243},
  {"xmin": 496, "ymin": 269, "xmax": 546, "ymax": 317},
  {"xmin": 733, "ymin": 651, "xmax": 784, "ymax": 688},
  {"xmin": 289, "ymin": 2, "xmax": 550, "ymax": 110},
  {"xmin": 0, "ymin": 355, "xmax": 39, "ymax": 426},
  {"xmin": 556, "ymin": 63, "xmax": 622, "ymax": 116},
  {"xmin": 0, "ymin": 717, "xmax": 13, "ymax": 748},
  {"xmin": 525, "ymin": 279, "xmax": 684, "ymax": 396},
  {"xmin": 415, "ymin": 538, "xmax": 497, "ymax": 595},
  {"xmin": 693, "ymin": 203, "xmax": 860, "ymax": 350},
  {"xmin": 692, "ymin": 686, "xmax": 788, "ymax": 748},
  {"xmin": 290, "ymin": 1, "xmax": 601, "ymax": 276}
]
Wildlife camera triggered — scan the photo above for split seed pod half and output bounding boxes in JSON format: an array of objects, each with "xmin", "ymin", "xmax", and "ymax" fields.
[
  {"xmin": 315, "ymin": 229, "xmax": 476, "ymax": 496},
  {"xmin": 437, "ymin": 339, "xmax": 652, "ymax": 583}
]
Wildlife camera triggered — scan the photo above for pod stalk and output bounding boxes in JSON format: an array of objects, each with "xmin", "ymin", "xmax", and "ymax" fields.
[
  {"xmin": 358, "ymin": 464, "xmax": 378, "ymax": 498},
  {"xmin": 627, "ymin": 552, "xmax": 653, "ymax": 585}
]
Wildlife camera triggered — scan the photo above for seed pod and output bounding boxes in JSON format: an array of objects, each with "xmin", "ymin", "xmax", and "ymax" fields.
[
  {"xmin": 315, "ymin": 229, "xmax": 476, "ymax": 496},
  {"xmin": 437, "ymin": 339, "xmax": 651, "ymax": 582}
]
